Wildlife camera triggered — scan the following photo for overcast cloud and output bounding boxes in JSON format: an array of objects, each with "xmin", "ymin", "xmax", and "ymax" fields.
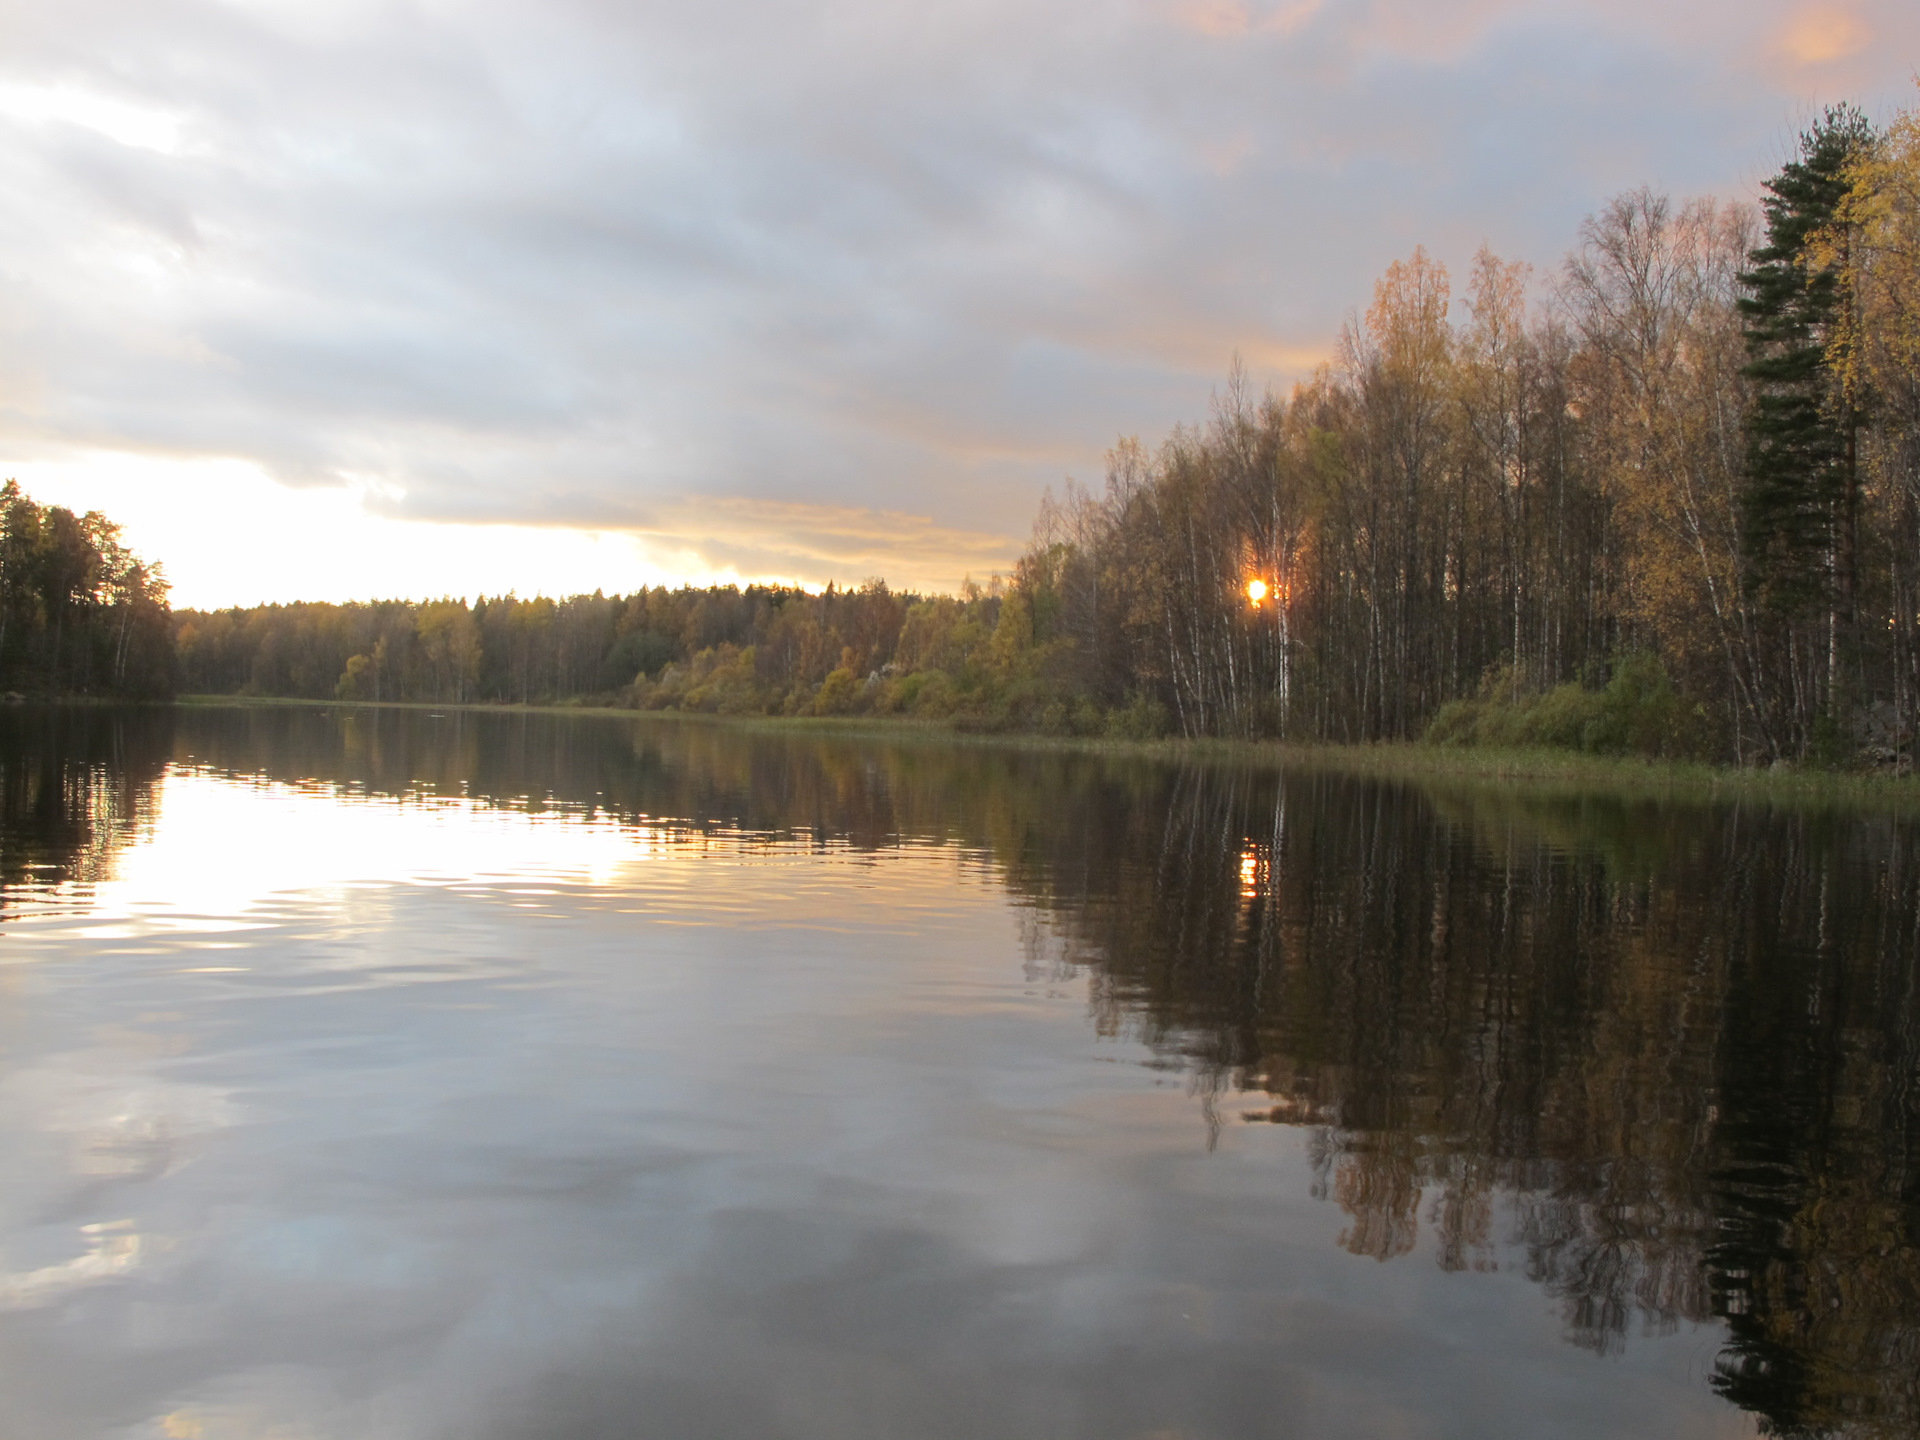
[{"xmin": 1, "ymin": 0, "xmax": 1917, "ymax": 599}]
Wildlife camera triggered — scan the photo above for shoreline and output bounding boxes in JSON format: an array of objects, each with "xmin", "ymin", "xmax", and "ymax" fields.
[{"xmin": 161, "ymin": 693, "xmax": 1920, "ymax": 813}]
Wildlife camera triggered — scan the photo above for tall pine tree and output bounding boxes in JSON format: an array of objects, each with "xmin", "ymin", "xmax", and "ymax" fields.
[{"xmin": 1739, "ymin": 107, "xmax": 1875, "ymax": 623}]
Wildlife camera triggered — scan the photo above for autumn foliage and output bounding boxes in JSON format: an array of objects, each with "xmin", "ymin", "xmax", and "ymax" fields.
[{"xmin": 174, "ymin": 94, "xmax": 1920, "ymax": 765}]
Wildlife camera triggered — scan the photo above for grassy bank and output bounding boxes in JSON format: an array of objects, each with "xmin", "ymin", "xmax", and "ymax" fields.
[{"xmin": 172, "ymin": 693, "xmax": 1920, "ymax": 813}]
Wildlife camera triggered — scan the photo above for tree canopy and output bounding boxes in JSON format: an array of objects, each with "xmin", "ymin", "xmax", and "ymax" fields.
[{"xmin": 0, "ymin": 481, "xmax": 173, "ymax": 698}]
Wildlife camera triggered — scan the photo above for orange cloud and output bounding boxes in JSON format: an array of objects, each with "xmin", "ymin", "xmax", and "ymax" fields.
[
  {"xmin": 1341, "ymin": 0, "xmax": 1527, "ymax": 62},
  {"xmin": 1261, "ymin": 0, "xmax": 1324, "ymax": 35},
  {"xmin": 1173, "ymin": 0, "xmax": 1319, "ymax": 38},
  {"xmin": 1777, "ymin": 5, "xmax": 1868, "ymax": 63},
  {"xmin": 1177, "ymin": 0, "xmax": 1251, "ymax": 37},
  {"xmin": 641, "ymin": 496, "xmax": 1024, "ymax": 593},
  {"xmin": 1198, "ymin": 131, "xmax": 1258, "ymax": 176}
]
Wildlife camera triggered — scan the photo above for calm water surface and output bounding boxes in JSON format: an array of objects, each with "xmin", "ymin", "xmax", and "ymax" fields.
[{"xmin": 1, "ymin": 705, "xmax": 1916, "ymax": 1439}]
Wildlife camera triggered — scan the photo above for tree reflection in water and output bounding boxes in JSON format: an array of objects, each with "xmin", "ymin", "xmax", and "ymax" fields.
[
  {"xmin": 0, "ymin": 705, "xmax": 171, "ymax": 912},
  {"xmin": 1011, "ymin": 769, "xmax": 1920, "ymax": 1437},
  {"xmin": 2, "ymin": 704, "xmax": 1915, "ymax": 1437}
]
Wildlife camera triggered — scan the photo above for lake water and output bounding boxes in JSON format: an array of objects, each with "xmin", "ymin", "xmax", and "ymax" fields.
[{"xmin": 1, "ymin": 705, "xmax": 1915, "ymax": 1440}]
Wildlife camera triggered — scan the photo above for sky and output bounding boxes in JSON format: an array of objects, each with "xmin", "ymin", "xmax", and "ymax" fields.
[{"xmin": 1, "ymin": 0, "xmax": 1917, "ymax": 607}]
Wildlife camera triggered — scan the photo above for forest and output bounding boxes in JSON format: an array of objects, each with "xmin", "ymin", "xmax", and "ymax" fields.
[
  {"xmin": 0, "ymin": 480, "xmax": 173, "ymax": 698},
  {"xmin": 169, "ymin": 96, "xmax": 1920, "ymax": 765}
]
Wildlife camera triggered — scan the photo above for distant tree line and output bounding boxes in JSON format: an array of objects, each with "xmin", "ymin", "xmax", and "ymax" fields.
[
  {"xmin": 0, "ymin": 481, "xmax": 172, "ymax": 698},
  {"xmin": 176, "ymin": 95, "xmax": 1920, "ymax": 764},
  {"xmin": 173, "ymin": 580, "xmax": 1098, "ymax": 728}
]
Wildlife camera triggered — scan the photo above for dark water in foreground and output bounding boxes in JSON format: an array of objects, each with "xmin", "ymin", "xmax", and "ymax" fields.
[{"xmin": 1, "ymin": 707, "xmax": 1916, "ymax": 1440}]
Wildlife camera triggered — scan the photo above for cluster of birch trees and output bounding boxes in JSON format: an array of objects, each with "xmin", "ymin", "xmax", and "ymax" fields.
[{"xmin": 1021, "ymin": 99, "xmax": 1920, "ymax": 761}]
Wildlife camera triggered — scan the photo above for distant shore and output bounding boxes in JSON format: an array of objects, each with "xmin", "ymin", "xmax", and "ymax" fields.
[{"xmin": 167, "ymin": 693, "xmax": 1920, "ymax": 813}]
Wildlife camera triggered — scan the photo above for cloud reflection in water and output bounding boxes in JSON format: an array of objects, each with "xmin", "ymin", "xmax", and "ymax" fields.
[{"xmin": 0, "ymin": 706, "xmax": 1845, "ymax": 1438}]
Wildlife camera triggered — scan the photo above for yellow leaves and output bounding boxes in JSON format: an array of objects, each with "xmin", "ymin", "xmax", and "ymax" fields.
[
  {"xmin": 811, "ymin": 664, "xmax": 861, "ymax": 716},
  {"xmin": 1356, "ymin": 245, "xmax": 1452, "ymax": 385},
  {"xmin": 1463, "ymin": 245, "xmax": 1529, "ymax": 362},
  {"xmin": 413, "ymin": 599, "xmax": 482, "ymax": 699},
  {"xmin": 989, "ymin": 587, "xmax": 1032, "ymax": 655},
  {"xmin": 1826, "ymin": 90, "xmax": 1920, "ymax": 419}
]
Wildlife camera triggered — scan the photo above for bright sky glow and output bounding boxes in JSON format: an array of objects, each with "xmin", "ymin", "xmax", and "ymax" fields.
[
  {"xmin": 0, "ymin": 84, "xmax": 181, "ymax": 153},
  {"xmin": 2, "ymin": 0, "xmax": 1917, "ymax": 604},
  {"xmin": 16, "ymin": 455, "xmax": 739, "ymax": 607}
]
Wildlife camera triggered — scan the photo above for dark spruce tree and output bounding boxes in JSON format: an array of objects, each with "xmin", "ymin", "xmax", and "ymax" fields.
[{"xmin": 1738, "ymin": 106, "xmax": 1875, "ymax": 750}]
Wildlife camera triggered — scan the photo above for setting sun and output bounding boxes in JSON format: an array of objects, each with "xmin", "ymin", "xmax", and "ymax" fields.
[{"xmin": 1246, "ymin": 578, "xmax": 1269, "ymax": 604}]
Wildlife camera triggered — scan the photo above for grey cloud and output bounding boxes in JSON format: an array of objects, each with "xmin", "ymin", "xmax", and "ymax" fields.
[{"xmin": 1, "ymin": 0, "xmax": 1917, "ymax": 582}]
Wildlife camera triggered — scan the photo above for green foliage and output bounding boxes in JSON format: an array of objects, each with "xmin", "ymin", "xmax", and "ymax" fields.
[
  {"xmin": 602, "ymin": 628, "xmax": 677, "ymax": 686},
  {"xmin": 177, "ymin": 578, "xmax": 1087, "ymax": 731},
  {"xmin": 0, "ymin": 480, "xmax": 172, "ymax": 697},
  {"xmin": 335, "ymin": 653, "xmax": 372, "ymax": 700},
  {"xmin": 1427, "ymin": 655, "xmax": 1708, "ymax": 759},
  {"xmin": 885, "ymin": 668, "xmax": 954, "ymax": 717},
  {"xmin": 812, "ymin": 665, "xmax": 861, "ymax": 716},
  {"xmin": 1105, "ymin": 692, "xmax": 1172, "ymax": 740},
  {"xmin": 642, "ymin": 644, "xmax": 765, "ymax": 714}
]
